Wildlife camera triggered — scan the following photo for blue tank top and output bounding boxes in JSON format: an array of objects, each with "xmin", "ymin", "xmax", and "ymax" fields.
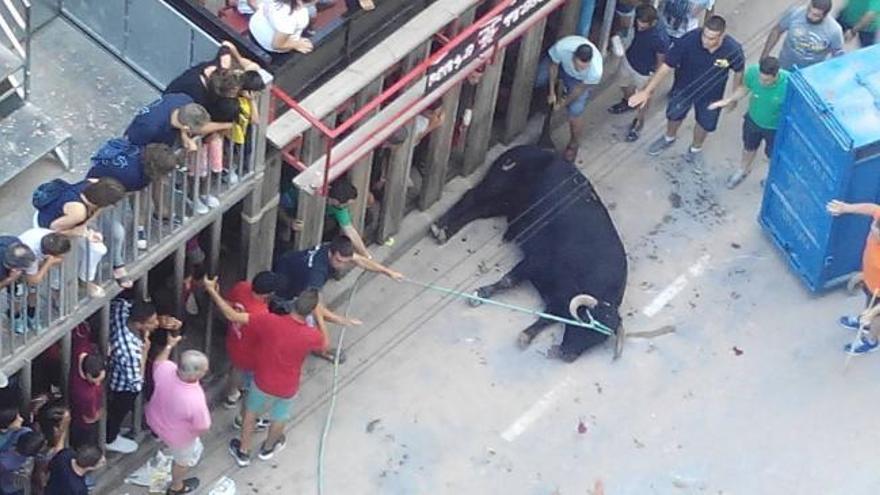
[{"xmin": 37, "ymin": 180, "xmax": 89, "ymax": 229}]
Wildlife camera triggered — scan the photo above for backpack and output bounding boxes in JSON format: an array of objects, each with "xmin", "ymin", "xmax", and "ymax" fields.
[
  {"xmin": 91, "ymin": 137, "xmax": 140, "ymax": 171},
  {"xmin": 31, "ymin": 179, "xmax": 72, "ymax": 210}
]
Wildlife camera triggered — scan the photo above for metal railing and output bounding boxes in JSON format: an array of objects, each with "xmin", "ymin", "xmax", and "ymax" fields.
[
  {"xmin": 0, "ymin": 0, "xmax": 31, "ymax": 100},
  {"xmin": 0, "ymin": 77, "xmax": 272, "ymax": 372}
]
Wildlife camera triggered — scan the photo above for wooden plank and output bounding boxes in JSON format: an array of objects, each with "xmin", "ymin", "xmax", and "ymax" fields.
[
  {"xmin": 559, "ymin": 0, "xmax": 583, "ymax": 37},
  {"xmin": 294, "ymin": 119, "xmax": 334, "ymax": 250},
  {"xmin": 417, "ymin": 7, "xmax": 476, "ymax": 211},
  {"xmin": 378, "ymin": 44, "xmax": 429, "ymax": 241},
  {"xmin": 349, "ymin": 78, "xmax": 384, "ymax": 233},
  {"xmin": 461, "ymin": 45, "xmax": 507, "ymax": 176},
  {"xmin": 266, "ymin": 0, "xmax": 481, "ymax": 148},
  {"xmin": 502, "ymin": 16, "xmax": 547, "ymax": 143}
]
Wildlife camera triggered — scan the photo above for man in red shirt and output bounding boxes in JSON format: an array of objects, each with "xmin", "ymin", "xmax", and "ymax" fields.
[
  {"xmin": 204, "ymin": 277, "xmax": 325, "ymax": 467},
  {"xmin": 222, "ymin": 272, "xmax": 282, "ymax": 429}
]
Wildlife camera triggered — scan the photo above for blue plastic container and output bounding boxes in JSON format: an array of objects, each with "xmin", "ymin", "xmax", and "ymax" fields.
[{"xmin": 760, "ymin": 45, "xmax": 880, "ymax": 292}]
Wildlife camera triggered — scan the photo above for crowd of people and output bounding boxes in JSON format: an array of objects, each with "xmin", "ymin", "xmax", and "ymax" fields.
[{"xmin": 0, "ymin": 0, "xmax": 878, "ymax": 493}]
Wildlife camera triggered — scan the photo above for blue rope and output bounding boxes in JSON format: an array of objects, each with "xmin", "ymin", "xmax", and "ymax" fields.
[{"xmin": 401, "ymin": 278, "xmax": 614, "ymax": 336}]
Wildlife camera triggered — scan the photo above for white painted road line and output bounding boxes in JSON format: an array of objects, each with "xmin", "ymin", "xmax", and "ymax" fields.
[
  {"xmin": 501, "ymin": 376, "xmax": 576, "ymax": 442},
  {"xmin": 501, "ymin": 255, "xmax": 712, "ymax": 442},
  {"xmin": 642, "ymin": 254, "xmax": 711, "ymax": 318}
]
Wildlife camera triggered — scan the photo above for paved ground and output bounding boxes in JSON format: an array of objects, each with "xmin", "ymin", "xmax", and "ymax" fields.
[{"xmin": 111, "ymin": 0, "xmax": 880, "ymax": 494}]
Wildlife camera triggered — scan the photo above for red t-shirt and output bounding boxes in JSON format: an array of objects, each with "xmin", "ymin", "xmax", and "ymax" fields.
[
  {"xmin": 225, "ymin": 282, "xmax": 269, "ymax": 371},
  {"xmin": 250, "ymin": 312, "xmax": 324, "ymax": 399}
]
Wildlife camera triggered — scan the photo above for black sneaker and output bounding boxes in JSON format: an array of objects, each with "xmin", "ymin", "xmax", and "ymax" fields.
[
  {"xmin": 233, "ymin": 415, "xmax": 270, "ymax": 431},
  {"xmin": 258, "ymin": 435, "xmax": 287, "ymax": 461},
  {"xmin": 607, "ymin": 99, "xmax": 634, "ymax": 114},
  {"xmin": 166, "ymin": 477, "xmax": 200, "ymax": 494},
  {"xmin": 625, "ymin": 122, "xmax": 641, "ymax": 142},
  {"xmin": 228, "ymin": 438, "xmax": 251, "ymax": 467}
]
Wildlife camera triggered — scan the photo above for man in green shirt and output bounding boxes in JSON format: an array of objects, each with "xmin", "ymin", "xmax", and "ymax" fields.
[
  {"xmin": 838, "ymin": 0, "xmax": 879, "ymax": 46},
  {"xmin": 326, "ymin": 179, "xmax": 371, "ymax": 259},
  {"xmin": 709, "ymin": 56, "xmax": 789, "ymax": 189}
]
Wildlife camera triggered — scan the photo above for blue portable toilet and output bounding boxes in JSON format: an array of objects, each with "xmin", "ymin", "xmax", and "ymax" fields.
[{"xmin": 760, "ymin": 45, "xmax": 880, "ymax": 292}]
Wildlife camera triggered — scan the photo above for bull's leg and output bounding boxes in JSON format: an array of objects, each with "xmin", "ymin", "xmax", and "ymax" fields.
[
  {"xmin": 470, "ymin": 261, "xmax": 527, "ymax": 306},
  {"xmin": 517, "ymin": 317, "xmax": 554, "ymax": 349},
  {"xmin": 432, "ymin": 191, "xmax": 507, "ymax": 244}
]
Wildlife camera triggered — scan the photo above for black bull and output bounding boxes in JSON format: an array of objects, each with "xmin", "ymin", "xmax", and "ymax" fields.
[{"xmin": 430, "ymin": 145, "xmax": 628, "ymax": 361}]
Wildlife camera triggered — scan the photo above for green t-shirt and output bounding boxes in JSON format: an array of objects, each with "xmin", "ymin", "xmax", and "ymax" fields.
[
  {"xmin": 745, "ymin": 64, "xmax": 790, "ymax": 130},
  {"xmin": 326, "ymin": 204, "xmax": 352, "ymax": 227},
  {"xmin": 841, "ymin": 0, "xmax": 880, "ymax": 31}
]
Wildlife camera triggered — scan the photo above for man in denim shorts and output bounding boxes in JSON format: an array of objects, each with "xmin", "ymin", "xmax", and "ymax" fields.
[{"xmin": 535, "ymin": 35, "xmax": 604, "ymax": 160}]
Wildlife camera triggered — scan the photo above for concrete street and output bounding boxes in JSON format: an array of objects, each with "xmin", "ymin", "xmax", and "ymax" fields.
[{"xmin": 117, "ymin": 0, "xmax": 880, "ymax": 493}]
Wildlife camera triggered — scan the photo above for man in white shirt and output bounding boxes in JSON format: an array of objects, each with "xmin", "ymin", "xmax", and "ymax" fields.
[
  {"xmin": 17, "ymin": 228, "xmax": 71, "ymax": 332},
  {"xmin": 535, "ymin": 36, "xmax": 604, "ymax": 161}
]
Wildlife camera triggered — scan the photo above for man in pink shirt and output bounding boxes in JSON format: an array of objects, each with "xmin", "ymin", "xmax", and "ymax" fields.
[{"xmin": 145, "ymin": 335, "xmax": 211, "ymax": 495}]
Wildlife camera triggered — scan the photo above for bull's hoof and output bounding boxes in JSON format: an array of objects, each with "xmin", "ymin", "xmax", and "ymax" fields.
[
  {"xmin": 517, "ymin": 330, "xmax": 535, "ymax": 349},
  {"xmin": 429, "ymin": 224, "xmax": 448, "ymax": 244},
  {"xmin": 467, "ymin": 291, "xmax": 484, "ymax": 307},
  {"xmin": 547, "ymin": 345, "xmax": 578, "ymax": 363}
]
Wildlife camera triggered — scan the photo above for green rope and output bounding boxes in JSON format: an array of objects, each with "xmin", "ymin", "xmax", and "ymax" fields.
[{"xmin": 401, "ymin": 278, "xmax": 614, "ymax": 336}]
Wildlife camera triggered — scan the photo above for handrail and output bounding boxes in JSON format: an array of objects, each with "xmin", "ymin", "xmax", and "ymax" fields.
[
  {"xmin": 278, "ymin": 0, "xmax": 514, "ymax": 142},
  {"xmin": 0, "ymin": 79, "xmax": 274, "ymax": 372}
]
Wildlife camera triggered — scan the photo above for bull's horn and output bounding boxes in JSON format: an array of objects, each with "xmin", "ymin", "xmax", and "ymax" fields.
[{"xmin": 569, "ymin": 294, "xmax": 598, "ymax": 321}]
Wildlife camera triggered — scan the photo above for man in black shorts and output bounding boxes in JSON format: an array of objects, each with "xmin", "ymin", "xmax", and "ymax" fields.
[{"xmin": 629, "ymin": 15, "xmax": 745, "ymax": 168}]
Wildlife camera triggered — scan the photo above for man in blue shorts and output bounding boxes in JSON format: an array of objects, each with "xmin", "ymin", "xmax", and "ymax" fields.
[
  {"xmin": 535, "ymin": 35, "xmax": 604, "ymax": 161},
  {"xmin": 629, "ymin": 15, "xmax": 745, "ymax": 168}
]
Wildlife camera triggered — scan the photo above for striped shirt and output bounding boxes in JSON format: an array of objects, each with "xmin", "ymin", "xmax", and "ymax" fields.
[{"xmin": 107, "ymin": 299, "xmax": 145, "ymax": 393}]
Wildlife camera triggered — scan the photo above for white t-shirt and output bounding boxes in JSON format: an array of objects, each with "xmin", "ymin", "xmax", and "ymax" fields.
[
  {"xmin": 18, "ymin": 228, "xmax": 50, "ymax": 276},
  {"xmin": 249, "ymin": 1, "xmax": 310, "ymax": 53}
]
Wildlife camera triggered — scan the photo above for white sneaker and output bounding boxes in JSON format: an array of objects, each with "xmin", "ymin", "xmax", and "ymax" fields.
[
  {"xmin": 136, "ymin": 227, "xmax": 148, "ymax": 250},
  {"xmin": 226, "ymin": 170, "xmax": 240, "ymax": 185},
  {"xmin": 191, "ymin": 198, "xmax": 210, "ymax": 215},
  {"xmin": 105, "ymin": 435, "xmax": 138, "ymax": 454},
  {"xmin": 202, "ymin": 195, "xmax": 220, "ymax": 209},
  {"xmin": 86, "ymin": 283, "xmax": 105, "ymax": 299}
]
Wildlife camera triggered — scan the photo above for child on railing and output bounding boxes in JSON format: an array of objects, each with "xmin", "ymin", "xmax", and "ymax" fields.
[
  {"xmin": 32, "ymin": 178, "xmax": 127, "ymax": 299},
  {"xmin": 231, "ymin": 71, "xmax": 267, "ymax": 177}
]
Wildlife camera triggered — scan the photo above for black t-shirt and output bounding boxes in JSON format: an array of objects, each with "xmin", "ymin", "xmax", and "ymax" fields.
[
  {"xmin": 45, "ymin": 449, "xmax": 87, "ymax": 495},
  {"xmin": 273, "ymin": 244, "xmax": 333, "ymax": 299},
  {"xmin": 665, "ymin": 29, "xmax": 745, "ymax": 101},
  {"xmin": 164, "ymin": 62, "xmax": 211, "ymax": 106}
]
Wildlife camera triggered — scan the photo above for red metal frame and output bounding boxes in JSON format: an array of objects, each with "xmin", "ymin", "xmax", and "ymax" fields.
[{"xmin": 270, "ymin": 0, "xmax": 559, "ymax": 195}]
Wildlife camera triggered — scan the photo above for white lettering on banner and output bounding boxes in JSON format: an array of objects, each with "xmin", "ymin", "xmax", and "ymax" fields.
[
  {"xmin": 426, "ymin": 0, "xmax": 553, "ymax": 91},
  {"xmin": 477, "ymin": 16, "xmax": 503, "ymax": 51}
]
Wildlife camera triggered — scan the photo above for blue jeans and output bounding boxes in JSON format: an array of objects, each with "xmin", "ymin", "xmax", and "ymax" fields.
[{"xmin": 535, "ymin": 58, "xmax": 591, "ymax": 118}]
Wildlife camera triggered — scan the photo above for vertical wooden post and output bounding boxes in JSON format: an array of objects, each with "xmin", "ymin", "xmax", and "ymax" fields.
[
  {"xmin": 173, "ymin": 243, "xmax": 186, "ymax": 317},
  {"xmin": 240, "ymin": 80, "xmax": 279, "ymax": 279},
  {"xmin": 98, "ymin": 303, "xmax": 110, "ymax": 449},
  {"xmin": 18, "ymin": 361, "xmax": 31, "ymax": 414},
  {"xmin": 502, "ymin": 17, "xmax": 547, "ymax": 143},
  {"xmin": 348, "ymin": 78, "xmax": 384, "ymax": 232},
  {"xmin": 418, "ymin": 9, "xmax": 476, "ymax": 210},
  {"xmin": 559, "ymin": 0, "xmax": 584, "ymax": 37},
  {"xmin": 461, "ymin": 45, "xmax": 507, "ymax": 176},
  {"xmin": 204, "ymin": 217, "xmax": 222, "ymax": 363},
  {"xmin": 295, "ymin": 121, "xmax": 335, "ymax": 250},
  {"xmin": 378, "ymin": 43, "xmax": 430, "ymax": 241},
  {"xmin": 60, "ymin": 330, "xmax": 72, "ymax": 403}
]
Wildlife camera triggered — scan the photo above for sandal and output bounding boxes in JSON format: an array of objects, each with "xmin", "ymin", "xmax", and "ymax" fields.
[
  {"xmin": 113, "ymin": 267, "xmax": 134, "ymax": 289},
  {"xmin": 166, "ymin": 477, "xmax": 199, "ymax": 495}
]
